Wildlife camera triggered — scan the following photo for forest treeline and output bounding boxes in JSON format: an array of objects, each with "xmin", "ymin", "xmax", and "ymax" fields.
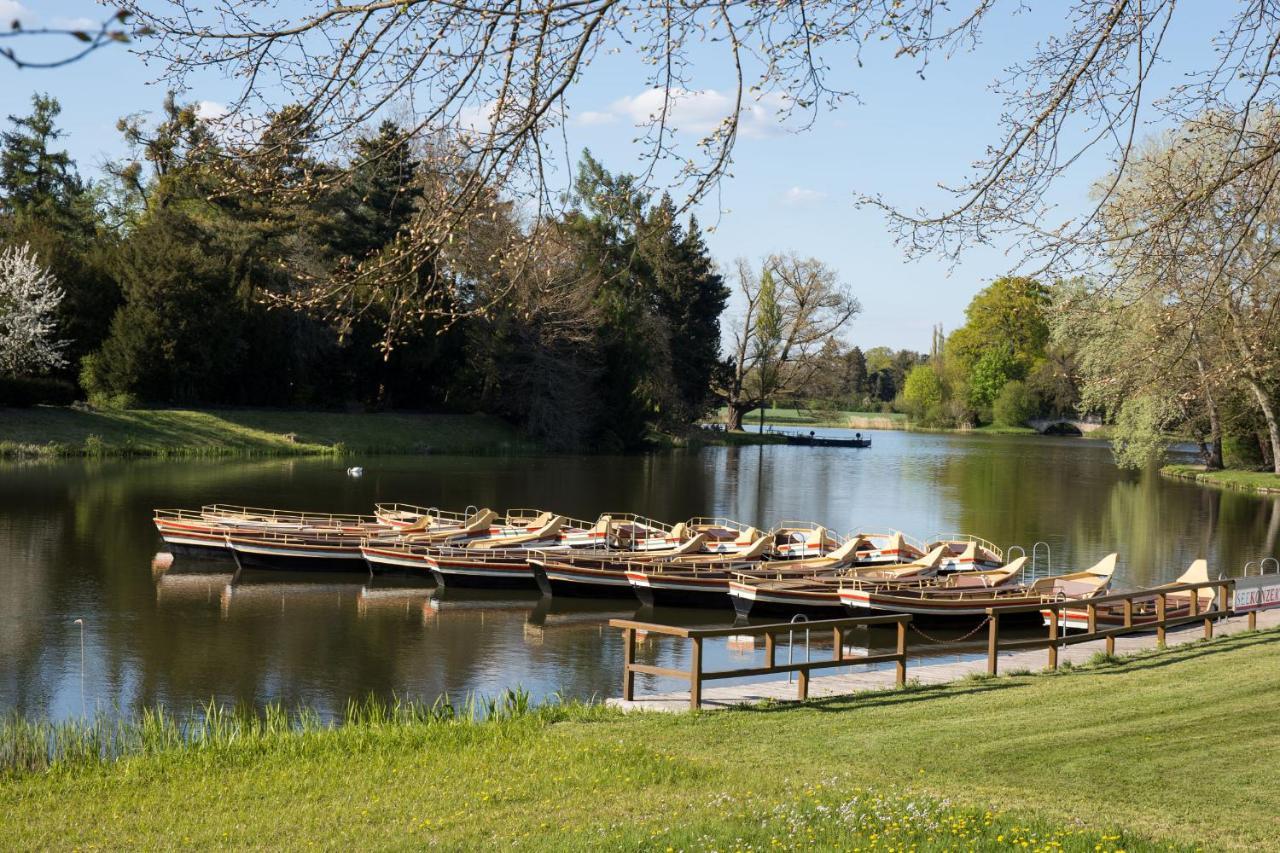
[
  {"xmin": 4, "ymin": 93, "xmax": 1278, "ymax": 471},
  {"xmin": 0, "ymin": 94, "xmax": 733, "ymax": 450}
]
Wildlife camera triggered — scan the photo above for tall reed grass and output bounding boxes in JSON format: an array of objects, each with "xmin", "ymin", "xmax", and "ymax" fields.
[{"xmin": 0, "ymin": 689, "xmax": 608, "ymax": 777}]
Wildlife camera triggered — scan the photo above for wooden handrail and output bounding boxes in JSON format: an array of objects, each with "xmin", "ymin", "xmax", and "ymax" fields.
[
  {"xmin": 612, "ymin": 614, "xmax": 911, "ymax": 709},
  {"xmin": 985, "ymin": 579, "xmax": 1235, "ymax": 675}
]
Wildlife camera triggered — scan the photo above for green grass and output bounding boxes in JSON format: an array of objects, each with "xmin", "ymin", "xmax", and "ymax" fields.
[
  {"xmin": 1161, "ymin": 463, "xmax": 1280, "ymax": 494},
  {"xmin": 4, "ymin": 630, "xmax": 1279, "ymax": 849},
  {"xmin": 710, "ymin": 407, "xmax": 907, "ymax": 429},
  {"xmin": 0, "ymin": 406, "xmax": 534, "ymax": 458},
  {"xmin": 971, "ymin": 423, "xmax": 1040, "ymax": 435}
]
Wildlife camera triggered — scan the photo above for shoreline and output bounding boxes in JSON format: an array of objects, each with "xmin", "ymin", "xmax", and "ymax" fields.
[
  {"xmin": 3, "ymin": 626, "xmax": 1275, "ymax": 848},
  {"xmin": 1160, "ymin": 463, "xmax": 1280, "ymax": 495},
  {"xmin": 0, "ymin": 406, "xmax": 536, "ymax": 459}
]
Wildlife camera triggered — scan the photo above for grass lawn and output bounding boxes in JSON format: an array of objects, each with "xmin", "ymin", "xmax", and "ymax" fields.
[
  {"xmin": 0, "ymin": 407, "xmax": 533, "ymax": 458},
  {"xmin": 1161, "ymin": 463, "xmax": 1280, "ymax": 494},
  {"xmin": 3, "ymin": 630, "xmax": 1278, "ymax": 849},
  {"xmin": 710, "ymin": 407, "xmax": 908, "ymax": 429}
]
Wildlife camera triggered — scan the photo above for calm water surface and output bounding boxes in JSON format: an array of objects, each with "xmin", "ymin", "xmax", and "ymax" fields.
[{"xmin": 2, "ymin": 430, "xmax": 1278, "ymax": 720}]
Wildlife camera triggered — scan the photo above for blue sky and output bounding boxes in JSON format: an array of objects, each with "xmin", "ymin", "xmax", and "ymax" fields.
[{"xmin": 1, "ymin": 1, "xmax": 1223, "ymax": 352}]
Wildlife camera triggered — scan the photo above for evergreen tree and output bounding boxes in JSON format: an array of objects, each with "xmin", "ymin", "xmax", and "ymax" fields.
[
  {"xmin": 0, "ymin": 95, "xmax": 81, "ymax": 219},
  {"xmin": 85, "ymin": 209, "xmax": 242, "ymax": 403},
  {"xmin": 640, "ymin": 195, "xmax": 728, "ymax": 423},
  {"xmin": 0, "ymin": 94, "xmax": 120, "ymax": 374},
  {"xmin": 844, "ymin": 346, "xmax": 867, "ymax": 397}
]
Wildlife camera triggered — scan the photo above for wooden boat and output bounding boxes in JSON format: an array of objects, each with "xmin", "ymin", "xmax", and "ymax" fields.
[
  {"xmin": 839, "ymin": 554, "xmax": 1116, "ymax": 621},
  {"xmin": 154, "ymin": 503, "xmax": 479, "ymax": 556},
  {"xmin": 627, "ymin": 534, "xmax": 861, "ymax": 609},
  {"xmin": 153, "ymin": 505, "xmax": 387, "ymax": 555},
  {"xmin": 1043, "ymin": 560, "xmax": 1215, "ymax": 631},
  {"xmin": 725, "ymin": 546, "xmax": 952, "ymax": 618},
  {"xmin": 768, "ymin": 523, "xmax": 842, "ymax": 559},
  {"xmin": 526, "ymin": 535, "xmax": 719, "ymax": 598},
  {"xmin": 364, "ymin": 514, "xmax": 682, "ymax": 587},
  {"xmin": 679, "ymin": 517, "xmax": 765, "ymax": 554},
  {"xmin": 845, "ymin": 531, "xmax": 929, "ymax": 565},
  {"xmin": 927, "ymin": 534, "xmax": 1004, "ymax": 571},
  {"xmin": 222, "ymin": 528, "xmax": 373, "ymax": 571},
  {"xmin": 783, "ymin": 433, "xmax": 871, "ymax": 448},
  {"xmin": 531, "ymin": 523, "xmax": 842, "ymax": 599}
]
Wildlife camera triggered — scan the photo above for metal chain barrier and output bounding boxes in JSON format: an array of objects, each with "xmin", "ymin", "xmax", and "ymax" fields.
[{"xmin": 908, "ymin": 615, "xmax": 991, "ymax": 645}]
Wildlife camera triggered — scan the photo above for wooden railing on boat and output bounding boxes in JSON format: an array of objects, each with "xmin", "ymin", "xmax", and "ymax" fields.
[
  {"xmin": 983, "ymin": 578, "xmax": 1235, "ymax": 675},
  {"xmin": 609, "ymin": 614, "xmax": 911, "ymax": 710}
]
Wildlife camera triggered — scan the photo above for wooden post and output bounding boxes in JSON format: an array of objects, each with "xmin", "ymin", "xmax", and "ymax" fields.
[
  {"xmin": 689, "ymin": 636, "xmax": 703, "ymax": 710},
  {"xmin": 1249, "ymin": 610, "xmax": 1258, "ymax": 630},
  {"xmin": 1087, "ymin": 602, "xmax": 1097, "ymax": 634},
  {"xmin": 1047, "ymin": 609, "xmax": 1059, "ymax": 671},
  {"xmin": 895, "ymin": 619, "xmax": 908, "ymax": 687},
  {"xmin": 833, "ymin": 627, "xmax": 843, "ymax": 662},
  {"xmin": 622, "ymin": 628, "xmax": 635, "ymax": 701},
  {"xmin": 1156, "ymin": 593, "xmax": 1167, "ymax": 647},
  {"xmin": 797, "ymin": 668, "xmax": 809, "ymax": 701},
  {"xmin": 987, "ymin": 611, "xmax": 1000, "ymax": 676},
  {"xmin": 765, "ymin": 631, "xmax": 776, "ymax": 668},
  {"xmin": 1202, "ymin": 585, "xmax": 1213, "ymax": 639}
]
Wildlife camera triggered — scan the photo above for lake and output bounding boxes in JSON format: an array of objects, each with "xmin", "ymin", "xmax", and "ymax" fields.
[{"xmin": 3, "ymin": 430, "xmax": 1278, "ymax": 720}]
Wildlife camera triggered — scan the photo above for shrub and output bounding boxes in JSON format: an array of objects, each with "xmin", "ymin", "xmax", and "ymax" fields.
[{"xmin": 992, "ymin": 380, "xmax": 1038, "ymax": 427}]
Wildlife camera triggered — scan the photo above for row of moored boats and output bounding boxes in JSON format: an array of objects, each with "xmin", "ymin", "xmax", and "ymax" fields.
[{"xmin": 154, "ymin": 504, "xmax": 1217, "ymax": 628}]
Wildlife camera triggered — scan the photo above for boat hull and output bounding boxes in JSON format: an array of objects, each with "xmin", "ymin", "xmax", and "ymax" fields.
[
  {"xmin": 428, "ymin": 558, "xmax": 539, "ymax": 590},
  {"xmin": 628, "ymin": 575, "xmax": 731, "ymax": 609},
  {"xmin": 728, "ymin": 586, "xmax": 843, "ymax": 619},
  {"xmin": 360, "ymin": 547, "xmax": 434, "ymax": 579},
  {"xmin": 532, "ymin": 563, "xmax": 638, "ymax": 599},
  {"xmin": 227, "ymin": 541, "xmax": 368, "ymax": 572}
]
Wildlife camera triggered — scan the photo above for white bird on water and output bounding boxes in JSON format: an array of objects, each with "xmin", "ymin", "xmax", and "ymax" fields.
[{"xmin": 347, "ymin": 466, "xmax": 364, "ymax": 477}]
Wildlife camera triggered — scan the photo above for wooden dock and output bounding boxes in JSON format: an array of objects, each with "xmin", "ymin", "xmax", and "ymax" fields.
[{"xmin": 607, "ymin": 606, "xmax": 1280, "ymax": 712}]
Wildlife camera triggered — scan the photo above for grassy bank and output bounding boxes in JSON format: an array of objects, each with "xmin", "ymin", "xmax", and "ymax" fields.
[
  {"xmin": 712, "ymin": 406, "xmax": 908, "ymax": 430},
  {"xmin": 0, "ymin": 407, "xmax": 534, "ymax": 458},
  {"xmin": 1161, "ymin": 463, "xmax": 1280, "ymax": 494},
  {"xmin": 4, "ymin": 630, "xmax": 1278, "ymax": 849}
]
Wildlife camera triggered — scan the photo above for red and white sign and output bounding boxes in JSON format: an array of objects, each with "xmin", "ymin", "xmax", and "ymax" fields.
[{"xmin": 1233, "ymin": 577, "xmax": 1280, "ymax": 613}]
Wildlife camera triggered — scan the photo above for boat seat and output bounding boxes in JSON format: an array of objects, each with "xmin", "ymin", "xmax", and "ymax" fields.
[
  {"xmin": 663, "ymin": 533, "xmax": 708, "ymax": 556},
  {"xmin": 405, "ymin": 508, "xmax": 498, "ymax": 542},
  {"xmin": 470, "ymin": 515, "xmax": 566, "ymax": 549}
]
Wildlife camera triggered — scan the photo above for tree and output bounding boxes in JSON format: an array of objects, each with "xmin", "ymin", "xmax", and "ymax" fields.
[
  {"xmin": 1074, "ymin": 112, "xmax": 1280, "ymax": 473},
  {"xmin": 2, "ymin": 94, "xmax": 122, "ymax": 370},
  {"xmin": 1, "ymin": 95, "xmax": 81, "ymax": 219},
  {"xmin": 900, "ymin": 365, "xmax": 943, "ymax": 423},
  {"xmin": 718, "ymin": 253, "xmax": 860, "ymax": 430},
  {"xmin": 640, "ymin": 197, "xmax": 728, "ymax": 423},
  {"xmin": 84, "ymin": 210, "xmax": 242, "ymax": 403},
  {"xmin": 131, "ymin": 2, "xmax": 1280, "ymax": 341},
  {"xmin": 844, "ymin": 346, "xmax": 867, "ymax": 397},
  {"xmin": 0, "ymin": 243, "xmax": 65, "ymax": 376}
]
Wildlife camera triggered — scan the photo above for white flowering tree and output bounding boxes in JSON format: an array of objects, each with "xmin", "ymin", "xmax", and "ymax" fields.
[{"xmin": 0, "ymin": 243, "xmax": 67, "ymax": 376}]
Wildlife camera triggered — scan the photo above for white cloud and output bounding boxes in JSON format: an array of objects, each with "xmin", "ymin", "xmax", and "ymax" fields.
[
  {"xmin": 0, "ymin": 0, "xmax": 36, "ymax": 27},
  {"xmin": 50, "ymin": 15, "xmax": 98, "ymax": 31},
  {"xmin": 782, "ymin": 186, "xmax": 827, "ymax": 205},
  {"xmin": 195, "ymin": 100, "xmax": 230, "ymax": 122},
  {"xmin": 606, "ymin": 87, "xmax": 789, "ymax": 139},
  {"xmin": 575, "ymin": 110, "xmax": 617, "ymax": 127}
]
